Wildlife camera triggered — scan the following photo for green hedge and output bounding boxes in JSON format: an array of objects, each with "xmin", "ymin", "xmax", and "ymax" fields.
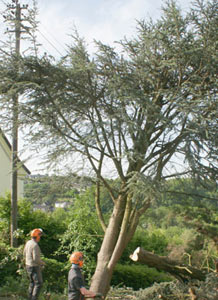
[
  {"xmin": 0, "ymin": 243, "xmax": 24, "ymax": 286},
  {"xmin": 111, "ymin": 263, "xmax": 172, "ymax": 290},
  {"xmin": 0, "ymin": 243, "xmax": 67, "ymax": 294},
  {"xmin": 39, "ymin": 258, "xmax": 68, "ymax": 293}
]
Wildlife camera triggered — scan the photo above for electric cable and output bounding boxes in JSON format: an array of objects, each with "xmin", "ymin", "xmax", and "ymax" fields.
[
  {"xmin": 39, "ymin": 22, "xmax": 67, "ymax": 53},
  {"xmin": 37, "ymin": 28, "xmax": 64, "ymax": 57}
]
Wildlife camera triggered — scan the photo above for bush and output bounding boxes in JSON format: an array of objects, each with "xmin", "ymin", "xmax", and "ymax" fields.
[
  {"xmin": 0, "ymin": 195, "xmax": 68, "ymax": 259},
  {"xmin": 111, "ymin": 264, "xmax": 172, "ymax": 290},
  {"xmin": 0, "ymin": 275, "xmax": 28, "ymax": 299},
  {"xmin": 121, "ymin": 229, "xmax": 168, "ymax": 264},
  {"xmin": 0, "ymin": 242, "xmax": 67, "ymax": 294},
  {"xmin": 57, "ymin": 190, "xmax": 104, "ymax": 282},
  {"xmin": 42, "ymin": 258, "xmax": 68, "ymax": 293},
  {"xmin": 0, "ymin": 194, "xmax": 11, "ymax": 244},
  {"xmin": 0, "ymin": 243, "xmax": 24, "ymax": 287},
  {"xmin": 18, "ymin": 199, "xmax": 68, "ymax": 259}
]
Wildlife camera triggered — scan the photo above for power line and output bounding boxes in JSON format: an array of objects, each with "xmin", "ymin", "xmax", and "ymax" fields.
[
  {"xmin": 39, "ymin": 22, "xmax": 67, "ymax": 53},
  {"xmin": 37, "ymin": 28, "xmax": 64, "ymax": 57}
]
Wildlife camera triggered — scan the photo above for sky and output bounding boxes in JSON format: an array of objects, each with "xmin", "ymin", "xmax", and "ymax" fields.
[
  {"xmin": 1, "ymin": 0, "xmax": 193, "ymax": 57},
  {"xmin": 0, "ymin": 0, "xmax": 194, "ymax": 174},
  {"xmin": 35, "ymin": 0, "xmax": 192, "ymax": 57}
]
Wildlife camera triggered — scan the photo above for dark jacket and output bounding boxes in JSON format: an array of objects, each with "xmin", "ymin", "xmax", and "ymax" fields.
[{"xmin": 68, "ymin": 264, "xmax": 85, "ymax": 300}]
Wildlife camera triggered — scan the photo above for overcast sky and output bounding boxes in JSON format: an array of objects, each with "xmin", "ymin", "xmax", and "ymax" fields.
[
  {"xmin": 1, "ymin": 0, "xmax": 193, "ymax": 57},
  {"xmin": 0, "ymin": 0, "xmax": 194, "ymax": 174},
  {"xmin": 35, "ymin": 0, "xmax": 192, "ymax": 56}
]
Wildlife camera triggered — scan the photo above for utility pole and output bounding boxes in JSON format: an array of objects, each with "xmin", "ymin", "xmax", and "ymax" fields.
[
  {"xmin": 10, "ymin": 0, "xmax": 20, "ymax": 248},
  {"xmin": 4, "ymin": 0, "xmax": 28, "ymax": 247},
  {"xmin": 2, "ymin": 0, "xmax": 37, "ymax": 247}
]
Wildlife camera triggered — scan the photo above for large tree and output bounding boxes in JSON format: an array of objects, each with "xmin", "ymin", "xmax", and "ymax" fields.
[{"xmin": 1, "ymin": 0, "xmax": 217, "ymax": 296}]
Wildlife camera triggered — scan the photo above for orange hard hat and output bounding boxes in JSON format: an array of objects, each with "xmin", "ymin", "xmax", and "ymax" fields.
[
  {"xmin": 31, "ymin": 228, "xmax": 43, "ymax": 241},
  {"xmin": 69, "ymin": 252, "xmax": 84, "ymax": 267}
]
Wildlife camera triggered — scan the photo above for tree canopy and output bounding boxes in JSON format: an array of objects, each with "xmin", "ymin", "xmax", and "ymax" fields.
[
  {"xmin": 0, "ymin": 0, "xmax": 217, "ymax": 296},
  {"xmin": 13, "ymin": 1, "xmax": 216, "ymax": 182}
]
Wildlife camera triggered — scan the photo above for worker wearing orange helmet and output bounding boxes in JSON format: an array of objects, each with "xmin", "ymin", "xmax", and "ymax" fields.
[
  {"xmin": 68, "ymin": 251, "xmax": 102, "ymax": 300},
  {"xmin": 23, "ymin": 228, "xmax": 45, "ymax": 300}
]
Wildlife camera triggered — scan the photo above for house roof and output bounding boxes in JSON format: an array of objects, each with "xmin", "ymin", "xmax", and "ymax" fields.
[{"xmin": 0, "ymin": 127, "xmax": 31, "ymax": 175}]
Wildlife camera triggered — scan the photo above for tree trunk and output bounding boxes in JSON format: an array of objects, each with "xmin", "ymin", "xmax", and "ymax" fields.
[
  {"xmin": 89, "ymin": 195, "xmax": 150, "ymax": 298},
  {"xmin": 89, "ymin": 195, "xmax": 126, "ymax": 295},
  {"xmin": 130, "ymin": 247, "xmax": 206, "ymax": 282}
]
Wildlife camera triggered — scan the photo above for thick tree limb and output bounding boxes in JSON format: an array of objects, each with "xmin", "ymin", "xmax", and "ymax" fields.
[
  {"xmin": 95, "ymin": 179, "xmax": 107, "ymax": 232},
  {"xmin": 130, "ymin": 247, "xmax": 206, "ymax": 282}
]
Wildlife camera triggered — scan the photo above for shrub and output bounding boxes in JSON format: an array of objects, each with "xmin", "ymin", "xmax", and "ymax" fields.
[
  {"xmin": 0, "ymin": 275, "xmax": 28, "ymax": 299},
  {"xmin": 42, "ymin": 258, "xmax": 68, "ymax": 293},
  {"xmin": 111, "ymin": 264, "xmax": 171, "ymax": 290},
  {"xmin": 0, "ymin": 243, "xmax": 24, "ymax": 287},
  {"xmin": 121, "ymin": 229, "xmax": 168, "ymax": 264},
  {"xmin": 0, "ymin": 242, "xmax": 67, "ymax": 294},
  {"xmin": 18, "ymin": 199, "xmax": 68, "ymax": 259}
]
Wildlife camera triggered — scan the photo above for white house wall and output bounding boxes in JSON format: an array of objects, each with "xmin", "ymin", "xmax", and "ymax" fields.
[{"xmin": 0, "ymin": 133, "xmax": 28, "ymax": 199}]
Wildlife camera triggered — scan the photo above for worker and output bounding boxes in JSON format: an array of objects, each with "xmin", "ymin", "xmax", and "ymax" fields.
[
  {"xmin": 23, "ymin": 228, "xmax": 45, "ymax": 300},
  {"xmin": 68, "ymin": 251, "xmax": 103, "ymax": 300}
]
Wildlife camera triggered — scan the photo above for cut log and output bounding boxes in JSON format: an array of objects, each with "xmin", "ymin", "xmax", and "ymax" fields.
[{"xmin": 130, "ymin": 247, "xmax": 206, "ymax": 282}]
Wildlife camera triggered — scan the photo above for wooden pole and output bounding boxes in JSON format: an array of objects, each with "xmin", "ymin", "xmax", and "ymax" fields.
[{"xmin": 11, "ymin": 0, "xmax": 21, "ymax": 248}]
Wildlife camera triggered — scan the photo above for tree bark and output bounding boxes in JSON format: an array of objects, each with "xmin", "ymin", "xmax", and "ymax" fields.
[
  {"xmin": 90, "ymin": 195, "xmax": 127, "ymax": 296},
  {"xmin": 130, "ymin": 247, "xmax": 206, "ymax": 282},
  {"xmin": 89, "ymin": 196, "xmax": 151, "ymax": 298}
]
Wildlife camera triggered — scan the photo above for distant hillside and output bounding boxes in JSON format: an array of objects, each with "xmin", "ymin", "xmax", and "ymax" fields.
[{"xmin": 24, "ymin": 174, "xmax": 94, "ymax": 208}]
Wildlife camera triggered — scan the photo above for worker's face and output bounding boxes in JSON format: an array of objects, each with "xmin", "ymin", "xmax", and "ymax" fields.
[{"xmin": 36, "ymin": 235, "xmax": 41, "ymax": 242}]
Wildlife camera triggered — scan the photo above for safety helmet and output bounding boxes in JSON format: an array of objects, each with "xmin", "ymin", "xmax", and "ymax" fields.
[
  {"xmin": 69, "ymin": 251, "xmax": 84, "ymax": 268},
  {"xmin": 31, "ymin": 228, "xmax": 43, "ymax": 242}
]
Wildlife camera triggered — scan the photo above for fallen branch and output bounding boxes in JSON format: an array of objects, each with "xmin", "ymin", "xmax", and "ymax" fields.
[{"xmin": 130, "ymin": 247, "xmax": 206, "ymax": 282}]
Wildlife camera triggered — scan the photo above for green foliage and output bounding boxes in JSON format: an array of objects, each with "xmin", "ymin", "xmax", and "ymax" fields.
[
  {"xmin": 161, "ymin": 178, "xmax": 218, "ymax": 208},
  {"xmin": 42, "ymin": 258, "xmax": 68, "ymax": 293},
  {"xmin": 18, "ymin": 0, "xmax": 217, "ymax": 182},
  {"xmin": 0, "ymin": 193, "xmax": 11, "ymax": 219},
  {"xmin": 121, "ymin": 229, "xmax": 168, "ymax": 263},
  {"xmin": 57, "ymin": 188, "xmax": 103, "ymax": 281},
  {"xmin": 112, "ymin": 264, "xmax": 171, "ymax": 290},
  {"xmin": 0, "ymin": 276, "xmax": 28, "ymax": 299},
  {"xmin": 21, "ymin": 202, "xmax": 69, "ymax": 258},
  {"xmin": 163, "ymin": 226, "xmax": 185, "ymax": 246},
  {"xmin": 0, "ymin": 195, "xmax": 68, "ymax": 259},
  {"xmin": 0, "ymin": 193, "xmax": 11, "ymax": 244},
  {"xmin": 0, "ymin": 243, "xmax": 24, "ymax": 287},
  {"xmin": 0, "ymin": 243, "xmax": 67, "ymax": 294},
  {"xmin": 16, "ymin": 198, "xmax": 67, "ymax": 258},
  {"xmin": 1, "ymin": 176, "xmax": 217, "ymax": 294},
  {"xmin": 1, "ymin": 0, "xmax": 218, "ymax": 295},
  {"xmin": 24, "ymin": 174, "xmax": 93, "ymax": 207},
  {"xmin": 142, "ymin": 206, "xmax": 183, "ymax": 229},
  {"xmin": 27, "ymin": 209, "xmax": 68, "ymax": 259}
]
